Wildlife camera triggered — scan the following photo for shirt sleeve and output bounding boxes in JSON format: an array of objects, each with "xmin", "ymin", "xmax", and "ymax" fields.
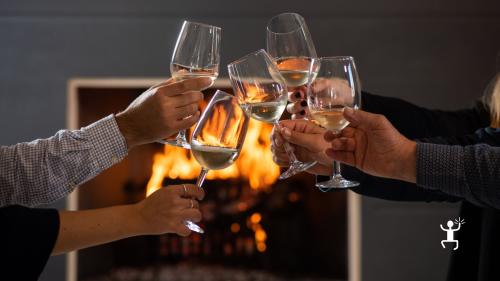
[
  {"xmin": 0, "ymin": 115, "xmax": 128, "ymax": 207},
  {"xmin": 0, "ymin": 205, "xmax": 60, "ymax": 280},
  {"xmin": 416, "ymin": 143, "xmax": 500, "ymax": 209}
]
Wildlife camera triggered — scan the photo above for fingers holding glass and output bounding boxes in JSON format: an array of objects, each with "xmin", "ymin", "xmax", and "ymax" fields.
[
  {"xmin": 165, "ymin": 21, "xmax": 221, "ymax": 149},
  {"xmin": 306, "ymin": 56, "xmax": 361, "ymax": 190}
]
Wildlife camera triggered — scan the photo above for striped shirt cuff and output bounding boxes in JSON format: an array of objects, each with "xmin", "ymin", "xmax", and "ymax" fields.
[
  {"xmin": 82, "ymin": 114, "xmax": 128, "ymax": 170},
  {"xmin": 416, "ymin": 142, "xmax": 464, "ymax": 196}
]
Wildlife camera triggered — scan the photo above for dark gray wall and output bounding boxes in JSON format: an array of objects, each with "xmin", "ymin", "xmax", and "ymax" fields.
[{"xmin": 0, "ymin": 1, "xmax": 499, "ymax": 281}]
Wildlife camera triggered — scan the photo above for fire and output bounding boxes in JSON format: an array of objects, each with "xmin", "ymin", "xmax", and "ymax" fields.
[
  {"xmin": 249, "ymin": 212, "xmax": 267, "ymax": 253},
  {"xmin": 194, "ymin": 98, "xmax": 247, "ymax": 149},
  {"xmin": 146, "ymin": 117, "xmax": 280, "ymax": 196}
]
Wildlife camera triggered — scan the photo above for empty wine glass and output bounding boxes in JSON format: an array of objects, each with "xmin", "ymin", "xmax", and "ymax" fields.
[
  {"xmin": 228, "ymin": 49, "xmax": 316, "ymax": 179},
  {"xmin": 162, "ymin": 21, "xmax": 221, "ymax": 149},
  {"xmin": 185, "ymin": 90, "xmax": 249, "ymax": 233},
  {"xmin": 306, "ymin": 56, "xmax": 361, "ymax": 190},
  {"xmin": 266, "ymin": 12, "xmax": 317, "ymax": 87}
]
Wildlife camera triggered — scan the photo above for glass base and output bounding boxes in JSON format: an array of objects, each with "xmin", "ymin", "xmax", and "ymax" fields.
[
  {"xmin": 316, "ymin": 176, "xmax": 359, "ymax": 192},
  {"xmin": 279, "ymin": 161, "xmax": 317, "ymax": 180},
  {"xmin": 158, "ymin": 137, "xmax": 191, "ymax": 149},
  {"xmin": 184, "ymin": 220, "xmax": 204, "ymax": 234}
]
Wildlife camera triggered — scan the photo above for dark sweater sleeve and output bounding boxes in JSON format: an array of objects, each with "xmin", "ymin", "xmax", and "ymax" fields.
[
  {"xmin": 0, "ymin": 205, "xmax": 60, "ymax": 280},
  {"xmin": 362, "ymin": 91, "xmax": 490, "ymax": 139},
  {"xmin": 417, "ymin": 143, "xmax": 500, "ymax": 209}
]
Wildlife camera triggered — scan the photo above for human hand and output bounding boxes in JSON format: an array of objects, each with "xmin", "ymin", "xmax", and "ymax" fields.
[
  {"xmin": 116, "ymin": 77, "xmax": 212, "ymax": 149},
  {"xmin": 134, "ymin": 184, "xmax": 204, "ymax": 237},
  {"xmin": 270, "ymin": 119, "xmax": 332, "ymax": 175},
  {"xmin": 286, "ymin": 86, "xmax": 309, "ymax": 119},
  {"xmin": 286, "ymin": 78, "xmax": 355, "ymax": 120},
  {"xmin": 324, "ymin": 108, "xmax": 417, "ymax": 183}
]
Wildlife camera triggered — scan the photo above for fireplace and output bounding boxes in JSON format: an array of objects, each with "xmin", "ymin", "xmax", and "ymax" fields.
[{"xmin": 65, "ymin": 78, "xmax": 361, "ymax": 281}]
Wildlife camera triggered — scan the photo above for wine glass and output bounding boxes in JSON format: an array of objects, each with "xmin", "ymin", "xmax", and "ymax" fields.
[
  {"xmin": 228, "ymin": 49, "xmax": 316, "ymax": 179},
  {"xmin": 185, "ymin": 90, "xmax": 249, "ymax": 233},
  {"xmin": 306, "ymin": 56, "xmax": 361, "ymax": 190},
  {"xmin": 266, "ymin": 12, "xmax": 317, "ymax": 87},
  {"xmin": 162, "ymin": 20, "xmax": 221, "ymax": 149}
]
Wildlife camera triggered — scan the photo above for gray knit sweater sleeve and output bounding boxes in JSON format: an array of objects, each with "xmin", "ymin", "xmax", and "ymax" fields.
[{"xmin": 417, "ymin": 143, "xmax": 500, "ymax": 208}]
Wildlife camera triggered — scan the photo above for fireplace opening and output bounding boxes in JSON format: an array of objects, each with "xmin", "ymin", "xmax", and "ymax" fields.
[{"xmin": 68, "ymin": 79, "xmax": 347, "ymax": 281}]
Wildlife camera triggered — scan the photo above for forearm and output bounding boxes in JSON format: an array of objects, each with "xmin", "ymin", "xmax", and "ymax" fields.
[
  {"xmin": 0, "ymin": 115, "xmax": 128, "ymax": 207},
  {"xmin": 362, "ymin": 91, "xmax": 490, "ymax": 139},
  {"xmin": 417, "ymin": 143, "xmax": 500, "ymax": 209},
  {"xmin": 52, "ymin": 204, "xmax": 145, "ymax": 255}
]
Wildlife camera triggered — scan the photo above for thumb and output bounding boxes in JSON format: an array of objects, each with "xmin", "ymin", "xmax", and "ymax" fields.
[
  {"xmin": 343, "ymin": 108, "xmax": 382, "ymax": 129},
  {"xmin": 148, "ymin": 78, "xmax": 175, "ymax": 91}
]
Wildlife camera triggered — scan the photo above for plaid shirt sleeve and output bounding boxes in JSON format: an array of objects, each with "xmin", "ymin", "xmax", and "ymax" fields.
[{"xmin": 0, "ymin": 114, "xmax": 128, "ymax": 207}]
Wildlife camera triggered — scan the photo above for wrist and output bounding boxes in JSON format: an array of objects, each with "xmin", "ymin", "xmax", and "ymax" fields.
[
  {"xmin": 394, "ymin": 139, "xmax": 417, "ymax": 183},
  {"xmin": 115, "ymin": 112, "xmax": 141, "ymax": 149},
  {"xmin": 125, "ymin": 203, "xmax": 150, "ymax": 236}
]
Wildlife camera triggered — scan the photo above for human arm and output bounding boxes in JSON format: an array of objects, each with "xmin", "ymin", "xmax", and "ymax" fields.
[
  {"xmin": 0, "ymin": 184, "xmax": 203, "ymax": 279},
  {"xmin": 288, "ymin": 90, "xmax": 490, "ymax": 138},
  {"xmin": 416, "ymin": 143, "xmax": 500, "ymax": 209},
  {"xmin": 52, "ymin": 184, "xmax": 204, "ymax": 255},
  {"xmin": 0, "ymin": 78, "xmax": 211, "ymax": 207},
  {"xmin": 327, "ymin": 109, "xmax": 500, "ymax": 209},
  {"xmin": 271, "ymin": 119, "xmax": 459, "ymax": 202}
]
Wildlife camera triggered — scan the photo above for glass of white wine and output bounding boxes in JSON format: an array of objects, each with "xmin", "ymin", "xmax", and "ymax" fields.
[
  {"xmin": 307, "ymin": 56, "xmax": 361, "ymax": 190},
  {"xmin": 228, "ymin": 49, "xmax": 315, "ymax": 179},
  {"xmin": 266, "ymin": 12, "xmax": 318, "ymax": 87},
  {"xmin": 185, "ymin": 90, "xmax": 249, "ymax": 233},
  {"xmin": 162, "ymin": 20, "xmax": 221, "ymax": 149}
]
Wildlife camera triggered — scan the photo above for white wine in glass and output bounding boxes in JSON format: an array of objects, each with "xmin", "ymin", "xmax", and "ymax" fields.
[
  {"xmin": 309, "ymin": 107, "xmax": 349, "ymax": 131},
  {"xmin": 163, "ymin": 21, "xmax": 221, "ymax": 149},
  {"xmin": 239, "ymin": 95, "xmax": 288, "ymax": 123},
  {"xmin": 307, "ymin": 56, "xmax": 361, "ymax": 190},
  {"xmin": 191, "ymin": 141, "xmax": 239, "ymax": 170},
  {"xmin": 267, "ymin": 13, "xmax": 317, "ymax": 88},
  {"xmin": 275, "ymin": 57, "xmax": 317, "ymax": 87},
  {"xmin": 185, "ymin": 90, "xmax": 249, "ymax": 234},
  {"xmin": 171, "ymin": 63, "xmax": 218, "ymax": 86}
]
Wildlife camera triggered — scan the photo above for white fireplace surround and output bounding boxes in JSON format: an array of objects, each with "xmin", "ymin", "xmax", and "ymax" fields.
[{"xmin": 65, "ymin": 77, "xmax": 362, "ymax": 281}]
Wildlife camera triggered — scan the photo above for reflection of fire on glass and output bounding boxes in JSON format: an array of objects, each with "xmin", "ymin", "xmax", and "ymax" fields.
[{"xmin": 145, "ymin": 117, "xmax": 280, "ymax": 196}]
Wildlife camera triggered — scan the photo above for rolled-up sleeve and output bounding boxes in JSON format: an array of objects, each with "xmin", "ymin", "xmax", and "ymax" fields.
[
  {"xmin": 0, "ymin": 115, "xmax": 128, "ymax": 207},
  {"xmin": 417, "ymin": 143, "xmax": 500, "ymax": 209}
]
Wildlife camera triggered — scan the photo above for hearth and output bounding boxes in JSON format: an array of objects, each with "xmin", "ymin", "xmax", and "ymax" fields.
[{"xmin": 66, "ymin": 78, "xmax": 359, "ymax": 281}]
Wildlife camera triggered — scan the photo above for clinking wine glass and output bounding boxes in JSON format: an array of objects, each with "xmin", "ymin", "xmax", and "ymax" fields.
[
  {"xmin": 306, "ymin": 56, "xmax": 361, "ymax": 190},
  {"xmin": 266, "ymin": 12, "xmax": 318, "ymax": 87},
  {"xmin": 228, "ymin": 49, "xmax": 316, "ymax": 179},
  {"xmin": 184, "ymin": 90, "xmax": 249, "ymax": 233},
  {"xmin": 162, "ymin": 20, "xmax": 221, "ymax": 149}
]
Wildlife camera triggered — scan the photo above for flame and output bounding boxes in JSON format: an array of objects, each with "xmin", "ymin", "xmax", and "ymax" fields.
[
  {"xmin": 146, "ymin": 116, "xmax": 280, "ymax": 196},
  {"xmin": 249, "ymin": 212, "xmax": 267, "ymax": 253}
]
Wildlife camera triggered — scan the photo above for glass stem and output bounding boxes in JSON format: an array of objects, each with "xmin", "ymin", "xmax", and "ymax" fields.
[
  {"xmin": 332, "ymin": 161, "xmax": 341, "ymax": 180},
  {"xmin": 331, "ymin": 130, "xmax": 342, "ymax": 180},
  {"xmin": 274, "ymin": 121, "xmax": 298, "ymax": 163},
  {"xmin": 197, "ymin": 168, "xmax": 209, "ymax": 188}
]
